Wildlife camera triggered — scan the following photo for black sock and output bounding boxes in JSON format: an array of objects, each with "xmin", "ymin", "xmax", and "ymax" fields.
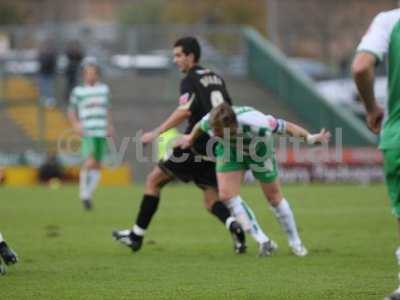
[
  {"xmin": 135, "ymin": 194, "xmax": 160, "ymax": 231},
  {"xmin": 210, "ymin": 201, "xmax": 231, "ymax": 224}
]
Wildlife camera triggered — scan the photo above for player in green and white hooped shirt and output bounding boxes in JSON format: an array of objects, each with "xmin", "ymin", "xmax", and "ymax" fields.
[
  {"xmin": 352, "ymin": 8, "xmax": 400, "ymax": 300},
  {"xmin": 68, "ymin": 59, "xmax": 114, "ymax": 210},
  {"xmin": 178, "ymin": 104, "xmax": 330, "ymax": 256}
]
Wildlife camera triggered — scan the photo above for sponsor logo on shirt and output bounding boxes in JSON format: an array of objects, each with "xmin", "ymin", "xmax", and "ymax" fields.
[
  {"xmin": 179, "ymin": 93, "xmax": 190, "ymax": 105},
  {"xmin": 267, "ymin": 117, "xmax": 277, "ymax": 129}
]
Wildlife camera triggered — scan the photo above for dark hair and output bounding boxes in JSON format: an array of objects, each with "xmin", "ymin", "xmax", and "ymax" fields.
[
  {"xmin": 210, "ymin": 103, "xmax": 237, "ymax": 130},
  {"xmin": 173, "ymin": 37, "xmax": 201, "ymax": 63}
]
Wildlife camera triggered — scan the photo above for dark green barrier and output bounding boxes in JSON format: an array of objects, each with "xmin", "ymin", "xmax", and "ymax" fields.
[{"xmin": 243, "ymin": 27, "xmax": 376, "ymax": 146}]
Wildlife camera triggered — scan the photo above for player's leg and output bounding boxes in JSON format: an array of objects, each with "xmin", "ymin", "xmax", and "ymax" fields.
[
  {"xmin": 391, "ymin": 220, "xmax": 400, "ymax": 300},
  {"xmin": 79, "ymin": 137, "xmax": 107, "ymax": 209},
  {"xmin": 133, "ymin": 166, "xmax": 173, "ymax": 240},
  {"xmin": 80, "ymin": 156, "xmax": 101, "ymax": 210},
  {"xmin": 385, "ymin": 219, "xmax": 400, "ymax": 300},
  {"xmin": 249, "ymin": 153, "xmax": 307, "ymax": 256},
  {"xmin": 227, "ymin": 194, "xmax": 277, "ymax": 257},
  {"xmin": 80, "ymin": 137, "xmax": 98, "ymax": 209},
  {"xmin": 382, "ymin": 150, "xmax": 400, "ymax": 299},
  {"xmin": 259, "ymin": 179, "xmax": 307, "ymax": 256},
  {"xmin": 202, "ymin": 186, "xmax": 246, "ymax": 254},
  {"xmin": 80, "ymin": 156, "xmax": 101, "ymax": 209},
  {"xmin": 86, "ymin": 137, "xmax": 107, "ymax": 204},
  {"xmin": 203, "ymin": 187, "xmax": 234, "ymax": 225},
  {"xmin": 192, "ymin": 157, "xmax": 246, "ymax": 254},
  {"xmin": 198, "ymin": 160, "xmax": 241, "ymax": 229},
  {"xmin": 113, "ymin": 165, "xmax": 173, "ymax": 252},
  {"xmin": 115, "ymin": 148, "xmax": 202, "ymax": 252},
  {"xmin": 217, "ymin": 170, "xmax": 276, "ymax": 256},
  {"xmin": 215, "ymin": 144, "xmax": 275, "ymax": 256},
  {"xmin": 79, "ymin": 156, "xmax": 90, "ymax": 206},
  {"xmin": 0, "ymin": 232, "xmax": 18, "ymax": 272},
  {"xmin": 393, "ymin": 218, "xmax": 400, "ymax": 300}
]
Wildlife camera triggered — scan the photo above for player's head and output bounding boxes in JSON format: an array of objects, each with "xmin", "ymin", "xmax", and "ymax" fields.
[
  {"xmin": 81, "ymin": 57, "xmax": 100, "ymax": 85},
  {"xmin": 173, "ymin": 37, "xmax": 201, "ymax": 73},
  {"xmin": 209, "ymin": 103, "xmax": 238, "ymax": 137}
]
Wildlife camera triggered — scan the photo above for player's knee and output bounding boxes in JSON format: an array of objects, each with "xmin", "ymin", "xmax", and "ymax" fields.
[
  {"xmin": 145, "ymin": 169, "xmax": 164, "ymax": 192},
  {"xmin": 268, "ymin": 196, "xmax": 282, "ymax": 207},
  {"xmin": 265, "ymin": 188, "xmax": 282, "ymax": 206},
  {"xmin": 267, "ymin": 191, "xmax": 282, "ymax": 206},
  {"xmin": 218, "ymin": 190, "xmax": 234, "ymax": 203},
  {"xmin": 84, "ymin": 156, "xmax": 99, "ymax": 169},
  {"xmin": 145, "ymin": 173, "xmax": 158, "ymax": 190}
]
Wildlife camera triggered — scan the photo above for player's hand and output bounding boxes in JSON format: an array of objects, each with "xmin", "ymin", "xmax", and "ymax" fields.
[
  {"xmin": 175, "ymin": 134, "xmax": 193, "ymax": 149},
  {"xmin": 316, "ymin": 128, "xmax": 331, "ymax": 144},
  {"xmin": 107, "ymin": 126, "xmax": 115, "ymax": 138},
  {"xmin": 307, "ymin": 129, "xmax": 331, "ymax": 145},
  {"xmin": 141, "ymin": 130, "xmax": 158, "ymax": 145},
  {"xmin": 72, "ymin": 123, "xmax": 83, "ymax": 136},
  {"xmin": 366, "ymin": 105, "xmax": 384, "ymax": 134}
]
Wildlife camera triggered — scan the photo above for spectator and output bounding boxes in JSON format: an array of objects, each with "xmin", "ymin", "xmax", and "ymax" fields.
[
  {"xmin": 38, "ymin": 154, "xmax": 64, "ymax": 183},
  {"xmin": 65, "ymin": 40, "xmax": 84, "ymax": 103},
  {"xmin": 38, "ymin": 40, "xmax": 57, "ymax": 107}
]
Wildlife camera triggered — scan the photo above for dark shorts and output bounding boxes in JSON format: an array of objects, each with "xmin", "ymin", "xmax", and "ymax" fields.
[{"xmin": 158, "ymin": 147, "xmax": 217, "ymax": 189}]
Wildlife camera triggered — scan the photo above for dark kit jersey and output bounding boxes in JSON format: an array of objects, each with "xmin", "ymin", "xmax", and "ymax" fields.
[{"xmin": 178, "ymin": 65, "xmax": 232, "ymax": 155}]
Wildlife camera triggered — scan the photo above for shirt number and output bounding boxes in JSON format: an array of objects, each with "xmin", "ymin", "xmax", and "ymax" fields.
[{"xmin": 211, "ymin": 91, "xmax": 224, "ymax": 107}]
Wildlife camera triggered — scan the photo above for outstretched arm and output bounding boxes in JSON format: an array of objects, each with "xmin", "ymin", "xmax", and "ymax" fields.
[
  {"xmin": 254, "ymin": 112, "xmax": 330, "ymax": 145},
  {"xmin": 285, "ymin": 121, "xmax": 331, "ymax": 145},
  {"xmin": 141, "ymin": 107, "xmax": 191, "ymax": 144},
  {"xmin": 175, "ymin": 123, "xmax": 205, "ymax": 149}
]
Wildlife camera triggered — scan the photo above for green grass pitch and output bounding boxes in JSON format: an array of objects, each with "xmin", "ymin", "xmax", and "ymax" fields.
[{"xmin": 0, "ymin": 184, "xmax": 397, "ymax": 299}]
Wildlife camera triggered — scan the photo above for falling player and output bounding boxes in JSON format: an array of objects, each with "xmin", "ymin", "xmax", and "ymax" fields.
[{"xmin": 177, "ymin": 104, "xmax": 331, "ymax": 256}]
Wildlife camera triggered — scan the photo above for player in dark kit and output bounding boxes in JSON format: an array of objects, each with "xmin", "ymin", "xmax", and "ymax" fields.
[{"xmin": 112, "ymin": 37, "xmax": 247, "ymax": 254}]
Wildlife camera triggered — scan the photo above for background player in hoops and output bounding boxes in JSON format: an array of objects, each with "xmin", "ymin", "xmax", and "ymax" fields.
[
  {"xmin": 68, "ymin": 58, "xmax": 114, "ymax": 210},
  {"xmin": 113, "ymin": 37, "xmax": 275, "ymax": 256}
]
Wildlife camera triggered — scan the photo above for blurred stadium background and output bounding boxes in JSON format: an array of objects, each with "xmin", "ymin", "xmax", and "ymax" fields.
[
  {"xmin": 2, "ymin": 1, "xmax": 400, "ymax": 299},
  {"xmin": 0, "ymin": 0, "xmax": 396, "ymax": 185}
]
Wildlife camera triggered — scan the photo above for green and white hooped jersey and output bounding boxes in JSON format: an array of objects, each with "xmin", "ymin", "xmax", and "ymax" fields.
[
  {"xmin": 69, "ymin": 82, "xmax": 111, "ymax": 137},
  {"xmin": 357, "ymin": 9, "xmax": 400, "ymax": 149},
  {"xmin": 199, "ymin": 106, "xmax": 286, "ymax": 154}
]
